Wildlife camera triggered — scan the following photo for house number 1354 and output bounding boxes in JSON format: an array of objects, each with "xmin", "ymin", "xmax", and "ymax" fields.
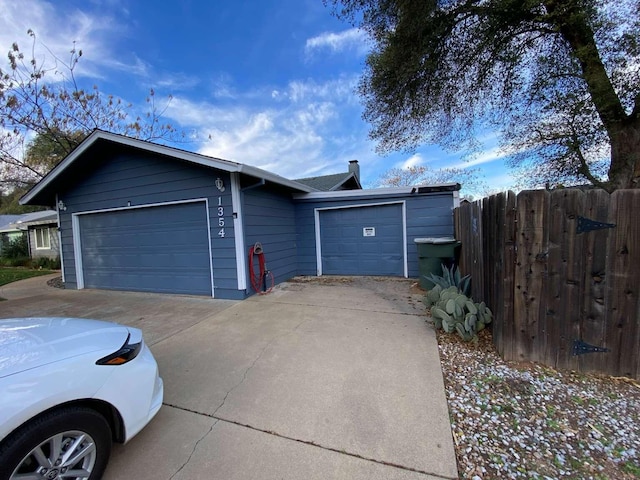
[{"xmin": 217, "ymin": 197, "xmax": 225, "ymax": 237}]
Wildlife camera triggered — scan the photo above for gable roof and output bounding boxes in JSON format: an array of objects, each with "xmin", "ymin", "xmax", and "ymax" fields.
[
  {"xmin": 20, "ymin": 130, "xmax": 316, "ymax": 206},
  {"xmin": 13, "ymin": 210, "xmax": 58, "ymax": 226},
  {"xmin": 295, "ymin": 172, "xmax": 362, "ymax": 191},
  {"xmin": 0, "ymin": 215, "xmax": 23, "ymax": 233},
  {"xmin": 0, "ymin": 210, "xmax": 57, "ymax": 233}
]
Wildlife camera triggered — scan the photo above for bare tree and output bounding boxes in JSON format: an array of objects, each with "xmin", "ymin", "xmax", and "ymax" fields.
[{"xmin": 0, "ymin": 30, "xmax": 181, "ymax": 188}]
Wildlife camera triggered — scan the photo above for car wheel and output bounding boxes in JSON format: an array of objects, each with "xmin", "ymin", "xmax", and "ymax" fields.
[{"xmin": 0, "ymin": 406, "xmax": 112, "ymax": 480}]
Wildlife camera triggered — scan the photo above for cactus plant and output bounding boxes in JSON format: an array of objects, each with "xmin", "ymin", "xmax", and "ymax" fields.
[{"xmin": 423, "ymin": 273, "xmax": 492, "ymax": 342}]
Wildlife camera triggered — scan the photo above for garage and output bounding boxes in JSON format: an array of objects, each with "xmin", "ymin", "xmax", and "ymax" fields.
[
  {"xmin": 76, "ymin": 201, "xmax": 213, "ymax": 296},
  {"xmin": 318, "ymin": 203, "xmax": 405, "ymax": 276}
]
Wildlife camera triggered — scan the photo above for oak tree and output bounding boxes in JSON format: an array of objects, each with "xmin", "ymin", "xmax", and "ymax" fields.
[{"xmin": 329, "ymin": 0, "xmax": 640, "ymax": 191}]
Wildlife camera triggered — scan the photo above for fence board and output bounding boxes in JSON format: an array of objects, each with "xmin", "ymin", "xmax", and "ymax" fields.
[
  {"xmin": 544, "ymin": 189, "xmax": 585, "ymax": 371},
  {"xmin": 502, "ymin": 191, "xmax": 517, "ymax": 361},
  {"xmin": 513, "ymin": 190, "xmax": 550, "ymax": 363},
  {"xmin": 604, "ymin": 190, "xmax": 640, "ymax": 378},
  {"xmin": 578, "ymin": 190, "xmax": 611, "ymax": 374},
  {"xmin": 487, "ymin": 193, "xmax": 503, "ymax": 356}
]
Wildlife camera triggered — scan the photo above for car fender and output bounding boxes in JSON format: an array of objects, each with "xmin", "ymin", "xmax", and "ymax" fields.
[{"xmin": 0, "ymin": 350, "xmax": 118, "ymax": 442}]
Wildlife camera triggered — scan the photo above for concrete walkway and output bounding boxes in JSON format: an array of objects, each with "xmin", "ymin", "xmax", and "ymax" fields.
[{"xmin": 0, "ymin": 275, "xmax": 458, "ymax": 479}]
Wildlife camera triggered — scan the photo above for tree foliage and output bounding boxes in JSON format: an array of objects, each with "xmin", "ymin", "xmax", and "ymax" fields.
[
  {"xmin": 377, "ymin": 164, "xmax": 486, "ymax": 194},
  {"xmin": 0, "ymin": 187, "xmax": 43, "ymax": 214},
  {"xmin": 0, "ymin": 30, "xmax": 181, "ymax": 189},
  {"xmin": 329, "ymin": 0, "xmax": 640, "ymax": 191}
]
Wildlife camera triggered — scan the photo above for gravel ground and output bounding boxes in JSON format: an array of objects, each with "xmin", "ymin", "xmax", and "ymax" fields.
[
  {"xmin": 46, "ymin": 276, "xmax": 64, "ymax": 289},
  {"xmin": 437, "ymin": 328, "xmax": 640, "ymax": 479}
]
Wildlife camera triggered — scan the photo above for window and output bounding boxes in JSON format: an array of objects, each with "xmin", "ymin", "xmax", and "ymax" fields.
[{"xmin": 35, "ymin": 228, "xmax": 50, "ymax": 250}]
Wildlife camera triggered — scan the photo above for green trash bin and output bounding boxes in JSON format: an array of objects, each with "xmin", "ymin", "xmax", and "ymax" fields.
[{"xmin": 414, "ymin": 238, "xmax": 461, "ymax": 290}]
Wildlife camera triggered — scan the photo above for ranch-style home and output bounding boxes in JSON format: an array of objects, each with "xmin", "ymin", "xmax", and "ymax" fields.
[{"xmin": 21, "ymin": 130, "xmax": 459, "ymax": 299}]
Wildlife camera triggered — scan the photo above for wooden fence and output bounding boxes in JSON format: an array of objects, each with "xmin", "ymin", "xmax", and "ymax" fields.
[{"xmin": 454, "ymin": 189, "xmax": 640, "ymax": 379}]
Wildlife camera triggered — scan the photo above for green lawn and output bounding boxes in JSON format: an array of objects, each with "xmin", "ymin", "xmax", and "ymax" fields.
[{"xmin": 0, "ymin": 268, "xmax": 55, "ymax": 287}]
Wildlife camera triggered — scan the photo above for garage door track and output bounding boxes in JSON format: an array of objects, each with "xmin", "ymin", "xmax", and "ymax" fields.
[{"xmin": 0, "ymin": 275, "xmax": 457, "ymax": 480}]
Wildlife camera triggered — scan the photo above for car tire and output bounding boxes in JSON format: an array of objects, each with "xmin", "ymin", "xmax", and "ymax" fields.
[{"xmin": 0, "ymin": 406, "xmax": 112, "ymax": 480}]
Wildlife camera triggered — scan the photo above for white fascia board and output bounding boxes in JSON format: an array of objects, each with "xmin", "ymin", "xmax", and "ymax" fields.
[
  {"xmin": 293, "ymin": 184, "xmax": 459, "ymax": 201},
  {"xmin": 20, "ymin": 130, "xmax": 313, "ymax": 205}
]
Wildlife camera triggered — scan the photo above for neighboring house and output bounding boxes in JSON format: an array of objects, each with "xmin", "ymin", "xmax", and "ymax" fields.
[
  {"xmin": 15, "ymin": 211, "xmax": 60, "ymax": 260},
  {"xmin": 0, "ymin": 215, "xmax": 25, "ymax": 256},
  {"xmin": 0, "ymin": 211, "xmax": 60, "ymax": 259},
  {"xmin": 21, "ymin": 130, "xmax": 460, "ymax": 299}
]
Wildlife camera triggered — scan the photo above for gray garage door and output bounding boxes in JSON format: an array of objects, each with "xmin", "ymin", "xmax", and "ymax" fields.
[
  {"xmin": 319, "ymin": 204, "xmax": 404, "ymax": 276},
  {"xmin": 79, "ymin": 202, "xmax": 212, "ymax": 295}
]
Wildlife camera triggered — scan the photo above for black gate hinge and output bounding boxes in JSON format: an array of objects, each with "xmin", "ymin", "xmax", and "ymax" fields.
[
  {"xmin": 572, "ymin": 340, "xmax": 610, "ymax": 356},
  {"xmin": 576, "ymin": 216, "xmax": 616, "ymax": 234}
]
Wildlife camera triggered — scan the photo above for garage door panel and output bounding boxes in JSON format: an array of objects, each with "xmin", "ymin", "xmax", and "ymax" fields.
[
  {"xmin": 79, "ymin": 202, "xmax": 212, "ymax": 296},
  {"xmin": 319, "ymin": 204, "xmax": 404, "ymax": 276}
]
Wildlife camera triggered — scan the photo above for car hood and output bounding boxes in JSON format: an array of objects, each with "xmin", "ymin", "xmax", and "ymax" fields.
[{"xmin": 0, "ymin": 318, "xmax": 132, "ymax": 378}]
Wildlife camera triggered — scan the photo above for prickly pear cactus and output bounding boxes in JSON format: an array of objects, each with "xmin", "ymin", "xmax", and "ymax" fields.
[{"xmin": 424, "ymin": 284, "xmax": 493, "ymax": 342}]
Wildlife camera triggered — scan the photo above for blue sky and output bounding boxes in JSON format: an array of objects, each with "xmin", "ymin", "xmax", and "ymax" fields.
[{"xmin": 0, "ymin": 0, "xmax": 516, "ymax": 194}]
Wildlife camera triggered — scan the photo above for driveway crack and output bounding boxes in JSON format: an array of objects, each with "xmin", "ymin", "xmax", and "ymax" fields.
[
  {"xmin": 163, "ymin": 403, "xmax": 455, "ymax": 480},
  {"xmin": 168, "ymin": 418, "xmax": 219, "ymax": 480},
  {"xmin": 211, "ymin": 318, "xmax": 309, "ymax": 417}
]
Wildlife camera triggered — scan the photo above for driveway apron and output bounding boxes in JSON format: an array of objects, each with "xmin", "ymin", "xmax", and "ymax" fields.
[{"xmin": 0, "ymin": 275, "xmax": 458, "ymax": 479}]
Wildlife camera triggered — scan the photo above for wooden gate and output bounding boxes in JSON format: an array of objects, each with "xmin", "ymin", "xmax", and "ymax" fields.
[{"xmin": 455, "ymin": 189, "xmax": 640, "ymax": 379}]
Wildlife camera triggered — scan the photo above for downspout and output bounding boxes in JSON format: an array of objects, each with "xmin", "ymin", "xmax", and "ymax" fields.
[{"xmin": 55, "ymin": 194, "xmax": 66, "ymax": 282}]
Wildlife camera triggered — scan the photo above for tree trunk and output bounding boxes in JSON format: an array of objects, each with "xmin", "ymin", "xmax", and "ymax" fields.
[{"xmin": 607, "ymin": 119, "xmax": 640, "ymax": 191}]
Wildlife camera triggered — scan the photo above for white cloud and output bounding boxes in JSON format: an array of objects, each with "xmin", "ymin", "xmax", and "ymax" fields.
[
  {"xmin": 398, "ymin": 153, "xmax": 425, "ymax": 170},
  {"xmin": 163, "ymin": 76, "xmax": 367, "ymax": 180},
  {"xmin": 0, "ymin": 0, "xmax": 199, "ymax": 92},
  {"xmin": 305, "ymin": 28, "xmax": 369, "ymax": 57},
  {"xmin": 0, "ymin": 0, "xmax": 122, "ymax": 79}
]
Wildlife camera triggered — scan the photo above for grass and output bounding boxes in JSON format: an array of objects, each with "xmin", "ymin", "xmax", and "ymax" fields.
[{"xmin": 0, "ymin": 267, "xmax": 55, "ymax": 287}]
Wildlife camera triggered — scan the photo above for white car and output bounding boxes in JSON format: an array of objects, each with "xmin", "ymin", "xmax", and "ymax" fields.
[{"xmin": 0, "ymin": 317, "xmax": 163, "ymax": 480}]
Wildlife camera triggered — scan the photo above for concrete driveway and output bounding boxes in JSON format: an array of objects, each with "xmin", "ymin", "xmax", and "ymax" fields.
[{"xmin": 0, "ymin": 275, "xmax": 457, "ymax": 480}]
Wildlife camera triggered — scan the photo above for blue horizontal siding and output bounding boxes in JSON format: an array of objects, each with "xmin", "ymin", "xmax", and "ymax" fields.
[
  {"xmin": 243, "ymin": 186, "xmax": 297, "ymax": 294},
  {"xmin": 294, "ymin": 192, "xmax": 455, "ymax": 278},
  {"xmin": 58, "ymin": 150, "xmax": 240, "ymax": 299}
]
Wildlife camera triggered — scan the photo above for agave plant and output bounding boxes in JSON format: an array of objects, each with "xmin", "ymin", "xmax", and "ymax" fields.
[{"xmin": 424, "ymin": 264, "xmax": 471, "ymax": 296}]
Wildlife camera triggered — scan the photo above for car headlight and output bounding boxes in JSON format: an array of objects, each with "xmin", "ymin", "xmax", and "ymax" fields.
[{"xmin": 95, "ymin": 333, "xmax": 142, "ymax": 365}]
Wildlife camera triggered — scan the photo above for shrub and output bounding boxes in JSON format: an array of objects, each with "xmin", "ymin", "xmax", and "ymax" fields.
[
  {"xmin": 33, "ymin": 256, "xmax": 61, "ymax": 270},
  {"xmin": 2, "ymin": 235, "xmax": 28, "ymax": 259},
  {"xmin": 0, "ymin": 256, "xmax": 31, "ymax": 267},
  {"xmin": 423, "ymin": 285, "xmax": 493, "ymax": 342}
]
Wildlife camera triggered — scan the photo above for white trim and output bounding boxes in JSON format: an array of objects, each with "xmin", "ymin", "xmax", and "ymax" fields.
[
  {"xmin": 72, "ymin": 215, "xmax": 84, "ymax": 289},
  {"xmin": 231, "ymin": 173, "xmax": 247, "ymax": 290},
  {"xmin": 34, "ymin": 227, "xmax": 51, "ymax": 250},
  {"xmin": 294, "ymin": 183, "xmax": 460, "ymax": 200},
  {"xmin": 71, "ymin": 198, "xmax": 215, "ymax": 297},
  {"xmin": 203, "ymin": 198, "xmax": 215, "ymax": 298},
  {"xmin": 401, "ymin": 202, "xmax": 408, "ymax": 277},
  {"xmin": 55, "ymin": 195, "xmax": 65, "ymax": 282},
  {"xmin": 453, "ymin": 190, "xmax": 461, "ymax": 208},
  {"xmin": 314, "ymin": 200, "xmax": 408, "ymax": 278},
  {"xmin": 71, "ymin": 197, "xmax": 210, "ymax": 217},
  {"xmin": 21, "ymin": 130, "xmax": 314, "ymax": 205},
  {"xmin": 314, "ymin": 209, "xmax": 322, "ymax": 276}
]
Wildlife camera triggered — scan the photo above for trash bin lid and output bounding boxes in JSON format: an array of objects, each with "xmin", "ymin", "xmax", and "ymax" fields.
[{"xmin": 414, "ymin": 237, "xmax": 457, "ymax": 244}]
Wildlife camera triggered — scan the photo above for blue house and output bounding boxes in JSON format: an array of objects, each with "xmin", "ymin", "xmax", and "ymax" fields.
[{"xmin": 21, "ymin": 130, "xmax": 460, "ymax": 299}]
